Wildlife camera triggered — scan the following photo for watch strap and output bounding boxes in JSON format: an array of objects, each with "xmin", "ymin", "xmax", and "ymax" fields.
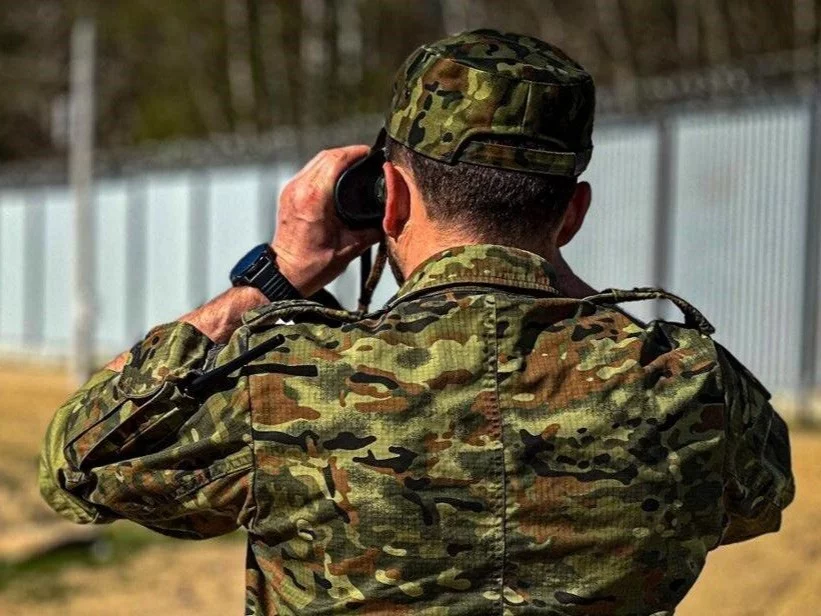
[
  {"xmin": 255, "ymin": 260, "xmax": 302, "ymax": 302},
  {"xmin": 232, "ymin": 244, "xmax": 302, "ymax": 302}
]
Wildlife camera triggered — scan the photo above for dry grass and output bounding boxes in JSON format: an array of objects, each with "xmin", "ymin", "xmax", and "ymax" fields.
[
  {"xmin": 0, "ymin": 364, "xmax": 818, "ymax": 615},
  {"xmin": 0, "ymin": 364, "xmax": 246, "ymax": 615}
]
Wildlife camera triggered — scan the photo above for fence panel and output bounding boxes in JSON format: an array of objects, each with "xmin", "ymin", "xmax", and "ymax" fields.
[
  {"xmin": 564, "ymin": 122, "xmax": 660, "ymax": 323},
  {"xmin": 670, "ymin": 106, "xmax": 810, "ymax": 391},
  {"xmin": 144, "ymin": 172, "xmax": 193, "ymax": 330},
  {"xmin": 94, "ymin": 180, "xmax": 129, "ymax": 353},
  {"xmin": 42, "ymin": 188, "xmax": 72, "ymax": 353},
  {"xmin": 0, "ymin": 195, "xmax": 27, "ymax": 350},
  {"xmin": 0, "ymin": 104, "xmax": 818, "ymax": 402},
  {"xmin": 206, "ymin": 168, "xmax": 267, "ymax": 300}
]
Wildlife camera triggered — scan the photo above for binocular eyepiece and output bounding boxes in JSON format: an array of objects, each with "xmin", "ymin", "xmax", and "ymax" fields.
[{"xmin": 333, "ymin": 130, "xmax": 387, "ymax": 230}]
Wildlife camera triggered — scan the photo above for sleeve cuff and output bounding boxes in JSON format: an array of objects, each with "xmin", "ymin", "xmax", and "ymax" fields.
[{"xmin": 117, "ymin": 321, "xmax": 213, "ymax": 399}]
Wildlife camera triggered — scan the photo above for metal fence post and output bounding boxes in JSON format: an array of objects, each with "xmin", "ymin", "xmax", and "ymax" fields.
[
  {"xmin": 69, "ymin": 19, "xmax": 96, "ymax": 384},
  {"xmin": 653, "ymin": 115, "xmax": 675, "ymax": 317},
  {"xmin": 800, "ymin": 97, "xmax": 821, "ymax": 424}
]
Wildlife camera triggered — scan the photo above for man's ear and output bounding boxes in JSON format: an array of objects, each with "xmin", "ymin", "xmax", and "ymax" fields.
[
  {"xmin": 556, "ymin": 181, "xmax": 591, "ymax": 248},
  {"xmin": 382, "ymin": 161, "xmax": 411, "ymax": 240}
]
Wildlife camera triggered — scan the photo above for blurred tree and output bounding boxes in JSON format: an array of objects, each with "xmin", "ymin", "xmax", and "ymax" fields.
[
  {"xmin": 0, "ymin": 0, "xmax": 67, "ymax": 160},
  {"xmin": 2, "ymin": 0, "xmax": 821, "ymax": 162}
]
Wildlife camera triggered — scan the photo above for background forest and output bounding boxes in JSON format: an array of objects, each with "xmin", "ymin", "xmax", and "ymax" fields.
[{"xmin": 2, "ymin": 0, "xmax": 821, "ymax": 162}]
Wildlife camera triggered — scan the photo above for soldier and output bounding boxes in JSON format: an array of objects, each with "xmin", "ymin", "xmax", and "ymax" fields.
[{"xmin": 41, "ymin": 30, "xmax": 793, "ymax": 614}]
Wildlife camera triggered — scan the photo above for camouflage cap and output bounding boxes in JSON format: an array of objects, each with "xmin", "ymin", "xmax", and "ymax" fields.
[{"xmin": 386, "ymin": 29, "xmax": 595, "ymax": 177}]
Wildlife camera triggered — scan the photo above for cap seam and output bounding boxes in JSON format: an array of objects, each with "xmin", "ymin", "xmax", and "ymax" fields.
[
  {"xmin": 420, "ymin": 45, "xmax": 593, "ymax": 87},
  {"xmin": 385, "ymin": 127, "xmax": 591, "ymax": 176},
  {"xmin": 383, "ymin": 128, "xmax": 462, "ymax": 165},
  {"xmin": 458, "ymin": 142, "xmax": 589, "ymax": 177}
]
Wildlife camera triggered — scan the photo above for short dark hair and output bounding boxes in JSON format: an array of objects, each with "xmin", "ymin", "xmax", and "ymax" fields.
[{"xmin": 385, "ymin": 136, "xmax": 577, "ymax": 245}]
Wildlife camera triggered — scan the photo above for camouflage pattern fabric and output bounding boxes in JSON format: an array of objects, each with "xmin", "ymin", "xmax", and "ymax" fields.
[
  {"xmin": 386, "ymin": 29, "xmax": 595, "ymax": 177},
  {"xmin": 40, "ymin": 244, "xmax": 794, "ymax": 615}
]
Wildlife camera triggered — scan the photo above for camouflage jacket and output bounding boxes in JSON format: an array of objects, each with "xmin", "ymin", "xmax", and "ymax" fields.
[{"xmin": 41, "ymin": 244, "xmax": 794, "ymax": 615}]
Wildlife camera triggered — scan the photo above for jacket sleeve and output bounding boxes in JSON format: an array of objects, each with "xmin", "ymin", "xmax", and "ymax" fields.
[
  {"xmin": 39, "ymin": 321, "xmax": 255, "ymax": 539},
  {"xmin": 716, "ymin": 345, "xmax": 795, "ymax": 545}
]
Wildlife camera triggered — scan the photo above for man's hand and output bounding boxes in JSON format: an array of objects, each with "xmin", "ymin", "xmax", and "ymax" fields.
[
  {"xmin": 273, "ymin": 146, "xmax": 383, "ymax": 297},
  {"xmin": 102, "ymin": 146, "xmax": 383, "ymax": 367}
]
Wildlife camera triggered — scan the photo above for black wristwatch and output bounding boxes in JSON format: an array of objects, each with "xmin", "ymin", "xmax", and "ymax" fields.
[{"xmin": 230, "ymin": 244, "xmax": 302, "ymax": 302}]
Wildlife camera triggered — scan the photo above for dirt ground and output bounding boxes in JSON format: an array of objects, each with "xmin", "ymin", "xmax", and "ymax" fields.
[{"xmin": 1, "ymin": 364, "xmax": 818, "ymax": 615}]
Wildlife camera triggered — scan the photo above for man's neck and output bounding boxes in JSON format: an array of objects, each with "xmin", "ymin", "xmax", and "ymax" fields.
[{"xmin": 550, "ymin": 249, "xmax": 598, "ymax": 299}]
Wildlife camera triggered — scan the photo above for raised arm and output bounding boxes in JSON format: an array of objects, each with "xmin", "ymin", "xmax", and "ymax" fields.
[{"xmin": 39, "ymin": 146, "xmax": 379, "ymax": 535}]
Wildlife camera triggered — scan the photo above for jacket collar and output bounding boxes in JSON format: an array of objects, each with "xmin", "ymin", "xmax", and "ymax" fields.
[{"xmin": 391, "ymin": 244, "xmax": 558, "ymax": 303}]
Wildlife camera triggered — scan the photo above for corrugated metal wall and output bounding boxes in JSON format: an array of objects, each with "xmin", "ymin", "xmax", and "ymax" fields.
[
  {"xmin": 563, "ymin": 122, "xmax": 659, "ymax": 323},
  {"xmin": 0, "ymin": 101, "xmax": 818, "ymax": 401},
  {"xmin": 670, "ymin": 107, "xmax": 810, "ymax": 390}
]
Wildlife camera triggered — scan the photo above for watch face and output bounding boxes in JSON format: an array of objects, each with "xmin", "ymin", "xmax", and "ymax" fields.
[{"xmin": 230, "ymin": 244, "xmax": 269, "ymax": 283}]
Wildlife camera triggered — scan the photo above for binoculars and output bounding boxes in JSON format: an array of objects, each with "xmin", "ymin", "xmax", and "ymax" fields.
[{"xmin": 334, "ymin": 129, "xmax": 387, "ymax": 230}]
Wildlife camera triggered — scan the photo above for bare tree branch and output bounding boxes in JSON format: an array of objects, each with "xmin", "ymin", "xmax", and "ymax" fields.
[
  {"xmin": 595, "ymin": 0, "xmax": 638, "ymax": 110},
  {"xmin": 793, "ymin": 0, "xmax": 817, "ymax": 82},
  {"xmin": 337, "ymin": 0, "xmax": 363, "ymax": 87},
  {"xmin": 698, "ymin": 0, "xmax": 731, "ymax": 64},
  {"xmin": 246, "ymin": 0, "xmax": 273, "ymax": 131},
  {"xmin": 300, "ymin": 0, "xmax": 328, "ymax": 126},
  {"xmin": 224, "ymin": 0, "xmax": 255, "ymax": 133},
  {"xmin": 675, "ymin": 0, "xmax": 700, "ymax": 69},
  {"xmin": 441, "ymin": 0, "xmax": 468, "ymax": 35}
]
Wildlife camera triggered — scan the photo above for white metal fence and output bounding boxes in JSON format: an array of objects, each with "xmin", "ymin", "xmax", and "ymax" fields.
[{"xmin": 1, "ymin": 102, "xmax": 819, "ymax": 414}]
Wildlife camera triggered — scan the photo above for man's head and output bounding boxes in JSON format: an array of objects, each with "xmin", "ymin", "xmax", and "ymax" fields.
[{"xmin": 378, "ymin": 29, "xmax": 596, "ymax": 282}]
